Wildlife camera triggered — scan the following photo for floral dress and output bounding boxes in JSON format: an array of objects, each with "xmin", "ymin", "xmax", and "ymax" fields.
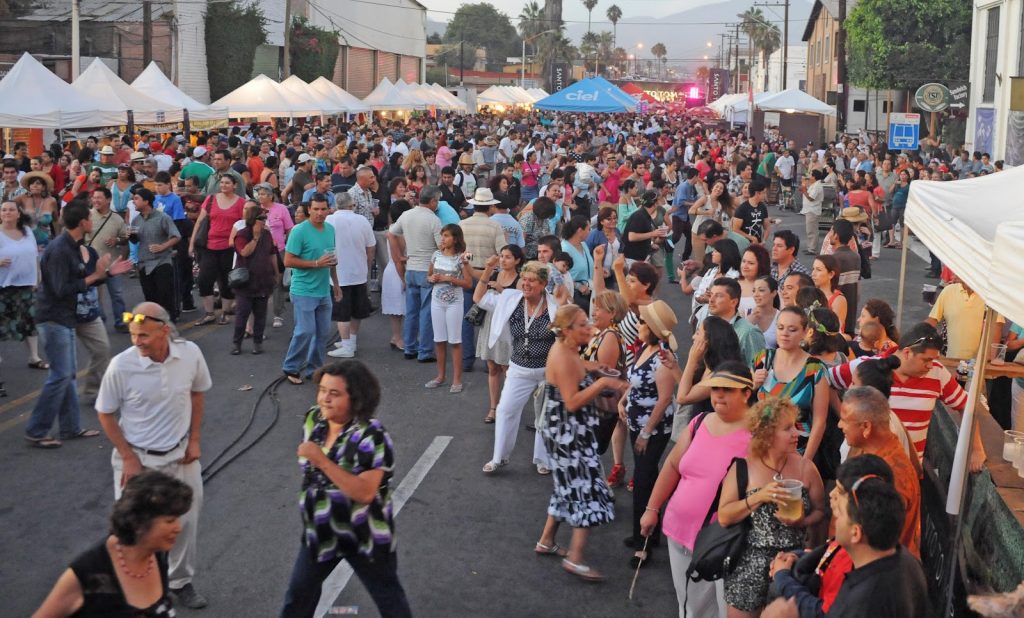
[
  {"xmin": 625, "ymin": 345, "xmax": 675, "ymax": 436},
  {"xmin": 725, "ymin": 487, "xmax": 810, "ymax": 611},
  {"xmin": 540, "ymin": 378, "xmax": 616, "ymax": 528}
]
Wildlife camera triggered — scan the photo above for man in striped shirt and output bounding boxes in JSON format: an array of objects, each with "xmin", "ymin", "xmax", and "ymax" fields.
[{"xmin": 827, "ymin": 323, "xmax": 987, "ymax": 472}]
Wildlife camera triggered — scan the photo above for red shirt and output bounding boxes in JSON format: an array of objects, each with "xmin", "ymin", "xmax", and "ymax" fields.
[{"xmin": 205, "ymin": 195, "xmax": 246, "ymax": 251}]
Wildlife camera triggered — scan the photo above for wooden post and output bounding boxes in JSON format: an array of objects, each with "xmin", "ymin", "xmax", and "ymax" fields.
[{"xmin": 895, "ymin": 222, "xmax": 910, "ymax": 333}]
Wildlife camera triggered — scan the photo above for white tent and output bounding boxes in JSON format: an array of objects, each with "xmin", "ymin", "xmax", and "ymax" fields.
[
  {"xmin": 477, "ymin": 85, "xmax": 520, "ymax": 106},
  {"xmin": 905, "ymin": 167, "xmax": 1024, "ymax": 326},
  {"xmin": 726, "ymin": 91, "xmax": 777, "ymax": 114},
  {"xmin": 308, "ymin": 77, "xmax": 371, "ymax": 115},
  {"xmin": 503, "ymin": 86, "xmax": 536, "ymax": 105},
  {"xmin": 428, "ymin": 83, "xmax": 468, "ymax": 112},
  {"xmin": 527, "ymin": 87, "xmax": 549, "ymax": 101},
  {"xmin": 279, "ymin": 75, "xmax": 345, "ymax": 115},
  {"xmin": 707, "ymin": 93, "xmax": 746, "ymax": 115},
  {"xmin": 394, "ymin": 79, "xmax": 441, "ymax": 109},
  {"xmin": 361, "ymin": 78, "xmax": 422, "ymax": 111},
  {"xmin": 73, "ymin": 58, "xmax": 184, "ymax": 125},
  {"xmin": 0, "ymin": 53, "xmax": 124, "ymax": 128},
  {"xmin": 213, "ymin": 74, "xmax": 320, "ymax": 118},
  {"xmin": 754, "ymin": 88, "xmax": 836, "ymax": 116},
  {"xmin": 131, "ymin": 62, "xmax": 228, "ymax": 125}
]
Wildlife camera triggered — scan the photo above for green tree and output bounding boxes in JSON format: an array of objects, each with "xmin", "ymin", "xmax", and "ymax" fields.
[
  {"xmin": 289, "ymin": 17, "xmax": 339, "ymax": 82},
  {"xmin": 583, "ymin": 0, "xmax": 598, "ymax": 34},
  {"xmin": 612, "ymin": 46, "xmax": 627, "ymax": 74},
  {"xmin": 606, "ymin": 4, "xmax": 622, "ymax": 48},
  {"xmin": 651, "ymin": 42, "xmax": 666, "ymax": 79},
  {"xmin": 205, "ymin": 1, "xmax": 267, "ymax": 101},
  {"xmin": 519, "ymin": 0, "xmax": 545, "ymax": 38},
  {"xmin": 442, "ymin": 3, "xmax": 521, "ymax": 71},
  {"xmin": 845, "ymin": 0, "xmax": 970, "ymax": 90},
  {"xmin": 427, "ymin": 32, "xmax": 443, "ymax": 44}
]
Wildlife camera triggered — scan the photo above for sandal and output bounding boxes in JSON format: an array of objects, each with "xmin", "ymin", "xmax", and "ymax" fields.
[
  {"xmin": 217, "ymin": 314, "xmax": 230, "ymax": 326},
  {"xmin": 283, "ymin": 372, "xmax": 303, "ymax": 385},
  {"xmin": 195, "ymin": 313, "xmax": 217, "ymax": 327},
  {"xmin": 27, "ymin": 360, "xmax": 50, "ymax": 370},
  {"xmin": 562, "ymin": 558, "xmax": 605, "ymax": 582},
  {"xmin": 535, "ymin": 542, "xmax": 568, "ymax": 557},
  {"xmin": 484, "ymin": 408, "xmax": 496, "ymax": 424},
  {"xmin": 25, "ymin": 435, "xmax": 62, "ymax": 449},
  {"xmin": 61, "ymin": 429, "xmax": 101, "ymax": 440},
  {"xmin": 482, "ymin": 460, "xmax": 507, "ymax": 474},
  {"xmin": 424, "ymin": 379, "xmax": 445, "ymax": 389},
  {"xmin": 449, "ymin": 383, "xmax": 464, "ymax": 394}
]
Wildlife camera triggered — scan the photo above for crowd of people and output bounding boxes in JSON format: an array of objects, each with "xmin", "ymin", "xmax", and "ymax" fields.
[{"xmin": 4, "ymin": 108, "xmax": 1009, "ymax": 617}]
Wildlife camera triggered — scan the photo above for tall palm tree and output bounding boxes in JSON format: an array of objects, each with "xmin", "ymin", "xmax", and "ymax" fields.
[
  {"xmin": 606, "ymin": 4, "xmax": 622, "ymax": 48},
  {"xmin": 738, "ymin": 7, "xmax": 767, "ymax": 90},
  {"xmin": 612, "ymin": 46, "xmax": 627, "ymax": 74},
  {"xmin": 583, "ymin": 0, "xmax": 598, "ymax": 35},
  {"xmin": 651, "ymin": 42, "xmax": 666, "ymax": 79},
  {"xmin": 519, "ymin": 0, "xmax": 545, "ymax": 39},
  {"xmin": 580, "ymin": 31, "xmax": 600, "ymax": 74},
  {"xmin": 596, "ymin": 30, "xmax": 614, "ymax": 75}
]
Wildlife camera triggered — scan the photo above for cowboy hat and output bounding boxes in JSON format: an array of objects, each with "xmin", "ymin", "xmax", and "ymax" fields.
[
  {"xmin": 638, "ymin": 300, "xmax": 678, "ymax": 352},
  {"xmin": 839, "ymin": 206, "xmax": 869, "ymax": 223},
  {"xmin": 483, "ymin": 136, "xmax": 497, "ymax": 146},
  {"xmin": 20, "ymin": 170, "xmax": 54, "ymax": 192},
  {"xmin": 99, "ymin": 145, "xmax": 115, "ymax": 156},
  {"xmin": 467, "ymin": 187, "xmax": 501, "ymax": 206},
  {"xmin": 458, "ymin": 152, "xmax": 474, "ymax": 166},
  {"xmin": 129, "ymin": 151, "xmax": 148, "ymax": 162}
]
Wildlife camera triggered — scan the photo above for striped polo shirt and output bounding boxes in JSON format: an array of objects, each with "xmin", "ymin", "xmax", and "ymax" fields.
[{"xmin": 828, "ymin": 357, "xmax": 968, "ymax": 460}]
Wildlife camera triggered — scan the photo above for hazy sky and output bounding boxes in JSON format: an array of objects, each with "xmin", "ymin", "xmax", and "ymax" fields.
[{"xmin": 418, "ymin": 0, "xmax": 700, "ymax": 24}]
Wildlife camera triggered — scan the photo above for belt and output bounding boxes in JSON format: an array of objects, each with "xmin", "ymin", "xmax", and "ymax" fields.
[{"xmin": 131, "ymin": 436, "xmax": 186, "ymax": 457}]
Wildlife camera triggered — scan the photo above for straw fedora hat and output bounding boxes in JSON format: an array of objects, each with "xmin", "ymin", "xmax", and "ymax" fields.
[
  {"xmin": 20, "ymin": 170, "xmax": 54, "ymax": 193},
  {"xmin": 638, "ymin": 300, "xmax": 678, "ymax": 352},
  {"xmin": 468, "ymin": 187, "xmax": 501, "ymax": 206},
  {"xmin": 458, "ymin": 152, "xmax": 474, "ymax": 166},
  {"xmin": 838, "ymin": 206, "xmax": 869, "ymax": 223}
]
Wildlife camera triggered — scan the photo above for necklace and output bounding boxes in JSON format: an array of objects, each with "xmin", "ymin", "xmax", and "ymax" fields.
[
  {"xmin": 114, "ymin": 542, "xmax": 156, "ymax": 580},
  {"xmin": 761, "ymin": 456, "xmax": 786, "ymax": 482},
  {"xmin": 522, "ymin": 296, "xmax": 546, "ymax": 348}
]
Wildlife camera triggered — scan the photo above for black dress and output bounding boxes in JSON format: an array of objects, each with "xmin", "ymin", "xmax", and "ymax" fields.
[{"xmin": 69, "ymin": 541, "xmax": 174, "ymax": 617}]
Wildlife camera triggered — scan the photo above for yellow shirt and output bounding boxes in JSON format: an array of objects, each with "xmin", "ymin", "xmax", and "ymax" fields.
[{"xmin": 928, "ymin": 283, "xmax": 1001, "ymax": 359}]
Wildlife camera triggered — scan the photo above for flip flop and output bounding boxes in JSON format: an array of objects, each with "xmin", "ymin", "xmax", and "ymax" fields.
[
  {"xmin": 217, "ymin": 315, "xmax": 230, "ymax": 326},
  {"xmin": 27, "ymin": 360, "xmax": 50, "ymax": 370},
  {"xmin": 283, "ymin": 372, "xmax": 303, "ymax": 385},
  {"xmin": 61, "ymin": 429, "xmax": 101, "ymax": 440},
  {"xmin": 535, "ymin": 542, "xmax": 568, "ymax": 557},
  {"xmin": 25, "ymin": 435, "xmax": 62, "ymax": 449},
  {"xmin": 195, "ymin": 313, "xmax": 217, "ymax": 327},
  {"xmin": 562, "ymin": 558, "xmax": 605, "ymax": 582}
]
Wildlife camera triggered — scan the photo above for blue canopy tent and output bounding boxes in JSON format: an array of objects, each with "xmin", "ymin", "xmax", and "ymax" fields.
[{"xmin": 534, "ymin": 76, "xmax": 637, "ymax": 113}]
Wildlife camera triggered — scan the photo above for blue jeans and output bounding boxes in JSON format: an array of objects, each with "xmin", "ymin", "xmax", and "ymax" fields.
[
  {"xmin": 402, "ymin": 270, "xmax": 434, "ymax": 360},
  {"xmin": 25, "ymin": 322, "xmax": 81, "ymax": 439},
  {"xmin": 461, "ymin": 276, "xmax": 477, "ymax": 368},
  {"xmin": 282, "ymin": 294, "xmax": 332, "ymax": 377},
  {"xmin": 279, "ymin": 543, "xmax": 412, "ymax": 618},
  {"xmin": 103, "ymin": 273, "xmax": 127, "ymax": 324}
]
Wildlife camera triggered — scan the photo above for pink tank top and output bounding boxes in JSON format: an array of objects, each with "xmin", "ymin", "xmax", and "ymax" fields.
[{"xmin": 661, "ymin": 416, "xmax": 752, "ymax": 550}]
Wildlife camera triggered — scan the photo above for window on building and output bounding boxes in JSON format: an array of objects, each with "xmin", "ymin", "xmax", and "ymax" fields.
[
  {"xmin": 809, "ymin": 41, "xmax": 815, "ymax": 67},
  {"xmin": 983, "ymin": 7, "xmax": 1000, "ymax": 101},
  {"xmin": 818, "ymin": 41, "xmax": 823, "ymax": 66},
  {"xmin": 882, "ymin": 100, "xmax": 892, "ymax": 113},
  {"xmin": 825, "ymin": 35, "xmax": 830, "ymax": 64},
  {"xmin": 852, "ymin": 99, "xmax": 866, "ymax": 112}
]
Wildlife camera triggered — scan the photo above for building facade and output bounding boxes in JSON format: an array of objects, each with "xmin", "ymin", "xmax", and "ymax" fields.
[
  {"xmin": 965, "ymin": 0, "xmax": 1024, "ymax": 165},
  {"xmin": 751, "ymin": 46, "xmax": 807, "ymax": 94}
]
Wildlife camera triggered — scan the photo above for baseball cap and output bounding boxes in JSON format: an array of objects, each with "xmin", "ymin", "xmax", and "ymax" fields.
[
  {"xmin": 193, "ymin": 146, "xmax": 208, "ymax": 158},
  {"xmin": 297, "ymin": 153, "xmax": 314, "ymax": 163}
]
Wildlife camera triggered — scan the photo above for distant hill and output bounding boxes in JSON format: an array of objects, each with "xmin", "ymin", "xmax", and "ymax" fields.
[{"xmin": 427, "ymin": 18, "xmax": 447, "ymax": 37}]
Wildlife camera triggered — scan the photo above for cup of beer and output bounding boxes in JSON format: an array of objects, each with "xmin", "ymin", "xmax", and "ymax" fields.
[{"xmin": 777, "ymin": 479, "xmax": 804, "ymax": 521}]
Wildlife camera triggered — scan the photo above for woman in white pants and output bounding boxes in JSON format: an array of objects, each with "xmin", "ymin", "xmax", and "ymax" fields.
[
  {"xmin": 476, "ymin": 260, "xmax": 562, "ymax": 474},
  {"xmin": 639, "ymin": 362, "xmax": 755, "ymax": 618},
  {"xmin": 426, "ymin": 224, "xmax": 473, "ymax": 393}
]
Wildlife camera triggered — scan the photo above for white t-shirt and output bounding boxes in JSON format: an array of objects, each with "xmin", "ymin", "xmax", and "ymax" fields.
[
  {"xmin": 775, "ymin": 155, "xmax": 795, "ymax": 179},
  {"xmin": 0, "ymin": 228, "xmax": 39, "ymax": 287},
  {"xmin": 325, "ymin": 209, "xmax": 376, "ymax": 286},
  {"xmin": 96, "ymin": 340, "xmax": 213, "ymax": 451}
]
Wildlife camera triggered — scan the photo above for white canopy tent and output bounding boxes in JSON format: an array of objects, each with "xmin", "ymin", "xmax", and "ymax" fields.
[
  {"xmin": 502, "ymin": 86, "xmax": 535, "ymax": 105},
  {"xmin": 213, "ymin": 74, "xmax": 321, "ymax": 118},
  {"xmin": 754, "ymin": 88, "xmax": 836, "ymax": 116},
  {"xmin": 361, "ymin": 78, "xmax": 422, "ymax": 111},
  {"xmin": 527, "ymin": 87, "xmax": 549, "ymax": 101},
  {"xmin": 279, "ymin": 75, "xmax": 345, "ymax": 115},
  {"xmin": 308, "ymin": 77, "xmax": 370, "ymax": 115},
  {"xmin": 130, "ymin": 62, "xmax": 228, "ymax": 125},
  {"xmin": 428, "ymin": 83, "xmax": 468, "ymax": 112},
  {"xmin": 394, "ymin": 79, "xmax": 441, "ymax": 109},
  {"xmin": 0, "ymin": 53, "xmax": 123, "ymax": 128},
  {"xmin": 477, "ymin": 85, "xmax": 520, "ymax": 106},
  {"xmin": 73, "ymin": 58, "xmax": 183, "ymax": 125}
]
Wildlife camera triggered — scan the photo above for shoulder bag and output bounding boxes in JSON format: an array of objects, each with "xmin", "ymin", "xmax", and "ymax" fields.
[
  {"xmin": 686, "ymin": 457, "xmax": 750, "ymax": 584},
  {"xmin": 593, "ymin": 330, "xmax": 627, "ymax": 419},
  {"xmin": 192, "ymin": 196, "xmax": 213, "ymax": 249}
]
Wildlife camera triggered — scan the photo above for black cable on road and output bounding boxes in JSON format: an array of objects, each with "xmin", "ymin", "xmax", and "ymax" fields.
[{"xmin": 201, "ymin": 375, "xmax": 285, "ymax": 483}]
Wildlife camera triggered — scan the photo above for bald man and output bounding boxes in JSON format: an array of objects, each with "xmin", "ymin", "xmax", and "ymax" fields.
[{"xmin": 96, "ymin": 302, "xmax": 213, "ymax": 608}]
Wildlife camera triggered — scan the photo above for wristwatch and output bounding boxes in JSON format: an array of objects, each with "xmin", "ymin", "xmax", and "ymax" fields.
[{"xmin": 639, "ymin": 430, "xmax": 652, "ymax": 440}]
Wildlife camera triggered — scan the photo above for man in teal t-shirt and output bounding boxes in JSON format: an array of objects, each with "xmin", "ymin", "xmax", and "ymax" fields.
[{"xmin": 281, "ymin": 194, "xmax": 340, "ymax": 383}]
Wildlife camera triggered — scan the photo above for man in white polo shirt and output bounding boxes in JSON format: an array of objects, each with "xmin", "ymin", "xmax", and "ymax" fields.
[
  {"xmin": 325, "ymin": 192, "xmax": 375, "ymax": 358},
  {"xmin": 96, "ymin": 301, "xmax": 213, "ymax": 609}
]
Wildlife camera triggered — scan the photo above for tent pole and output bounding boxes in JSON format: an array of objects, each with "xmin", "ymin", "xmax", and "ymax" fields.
[
  {"xmin": 943, "ymin": 307, "xmax": 995, "ymax": 616},
  {"xmin": 895, "ymin": 222, "xmax": 910, "ymax": 333}
]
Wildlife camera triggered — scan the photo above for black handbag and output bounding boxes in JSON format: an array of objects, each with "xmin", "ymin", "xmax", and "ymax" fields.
[
  {"xmin": 874, "ymin": 210, "xmax": 892, "ymax": 232},
  {"xmin": 193, "ymin": 196, "xmax": 212, "ymax": 248},
  {"xmin": 227, "ymin": 266, "xmax": 250, "ymax": 289},
  {"xmin": 464, "ymin": 303, "xmax": 486, "ymax": 326},
  {"xmin": 686, "ymin": 458, "xmax": 750, "ymax": 583}
]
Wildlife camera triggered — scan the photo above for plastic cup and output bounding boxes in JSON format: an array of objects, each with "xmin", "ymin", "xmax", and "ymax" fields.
[
  {"xmin": 1016, "ymin": 438, "xmax": 1024, "ymax": 475},
  {"xmin": 1003, "ymin": 430, "xmax": 1024, "ymax": 462},
  {"xmin": 991, "ymin": 343, "xmax": 1008, "ymax": 366},
  {"xmin": 777, "ymin": 479, "xmax": 804, "ymax": 521}
]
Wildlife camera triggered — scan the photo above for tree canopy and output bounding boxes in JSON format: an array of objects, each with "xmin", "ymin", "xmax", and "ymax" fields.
[
  {"xmin": 845, "ymin": 0, "xmax": 970, "ymax": 90},
  {"xmin": 442, "ymin": 3, "xmax": 521, "ymax": 70}
]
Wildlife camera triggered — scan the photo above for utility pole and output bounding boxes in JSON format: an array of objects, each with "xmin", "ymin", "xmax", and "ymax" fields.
[
  {"xmin": 71, "ymin": 0, "xmax": 80, "ymax": 78},
  {"xmin": 459, "ymin": 33, "xmax": 465, "ymax": 86},
  {"xmin": 282, "ymin": 0, "xmax": 292, "ymax": 78},
  {"xmin": 836, "ymin": 0, "xmax": 848, "ymax": 132},
  {"xmin": 142, "ymin": 1, "xmax": 152, "ymax": 67},
  {"xmin": 734, "ymin": 23, "xmax": 741, "ymax": 92},
  {"xmin": 754, "ymin": 1, "xmax": 790, "ymax": 89},
  {"xmin": 719, "ymin": 33, "xmax": 726, "ymax": 68}
]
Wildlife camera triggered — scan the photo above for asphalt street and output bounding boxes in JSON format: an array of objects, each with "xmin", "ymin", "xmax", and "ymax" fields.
[{"xmin": 0, "ymin": 208, "xmax": 935, "ymax": 617}]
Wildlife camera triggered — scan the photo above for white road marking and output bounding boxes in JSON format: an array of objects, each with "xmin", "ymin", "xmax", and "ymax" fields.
[{"xmin": 314, "ymin": 435, "xmax": 453, "ymax": 617}]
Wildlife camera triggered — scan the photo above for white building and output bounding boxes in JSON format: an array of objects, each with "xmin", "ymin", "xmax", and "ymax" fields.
[
  {"xmin": 752, "ymin": 46, "xmax": 807, "ymax": 94},
  {"xmin": 965, "ymin": 0, "xmax": 1024, "ymax": 164}
]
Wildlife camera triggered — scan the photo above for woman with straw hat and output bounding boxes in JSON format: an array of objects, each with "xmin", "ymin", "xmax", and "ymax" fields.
[
  {"xmin": 619, "ymin": 299, "xmax": 678, "ymax": 568},
  {"xmin": 17, "ymin": 170, "xmax": 58, "ymax": 248}
]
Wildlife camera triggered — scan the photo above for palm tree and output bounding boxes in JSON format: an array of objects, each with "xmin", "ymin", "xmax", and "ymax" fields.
[
  {"xmin": 651, "ymin": 42, "xmax": 666, "ymax": 80},
  {"xmin": 538, "ymin": 28, "xmax": 578, "ymax": 70},
  {"xmin": 580, "ymin": 31, "xmax": 600, "ymax": 74},
  {"xmin": 518, "ymin": 1, "xmax": 545, "ymax": 39},
  {"xmin": 583, "ymin": 0, "xmax": 598, "ymax": 35},
  {"xmin": 606, "ymin": 4, "xmax": 622, "ymax": 48},
  {"xmin": 596, "ymin": 31, "xmax": 614, "ymax": 75}
]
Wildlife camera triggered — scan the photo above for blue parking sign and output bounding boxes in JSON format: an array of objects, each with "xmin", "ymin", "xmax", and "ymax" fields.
[{"xmin": 888, "ymin": 112, "xmax": 920, "ymax": 150}]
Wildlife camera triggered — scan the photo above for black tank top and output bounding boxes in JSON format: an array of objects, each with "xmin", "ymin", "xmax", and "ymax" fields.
[{"xmin": 68, "ymin": 540, "xmax": 173, "ymax": 617}]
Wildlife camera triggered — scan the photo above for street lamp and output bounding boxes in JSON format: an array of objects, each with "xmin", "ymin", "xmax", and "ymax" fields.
[
  {"xmin": 635, "ymin": 43, "xmax": 643, "ymax": 76},
  {"xmin": 522, "ymin": 29, "xmax": 559, "ymax": 87}
]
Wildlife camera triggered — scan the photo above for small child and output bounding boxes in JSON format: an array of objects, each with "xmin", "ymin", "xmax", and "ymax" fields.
[
  {"xmin": 552, "ymin": 251, "xmax": 575, "ymax": 293},
  {"xmin": 427, "ymin": 224, "xmax": 473, "ymax": 393},
  {"xmin": 536, "ymin": 235, "xmax": 573, "ymax": 302}
]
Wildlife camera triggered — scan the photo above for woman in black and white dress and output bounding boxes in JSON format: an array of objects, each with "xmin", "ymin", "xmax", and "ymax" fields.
[{"xmin": 476, "ymin": 261, "xmax": 562, "ymax": 475}]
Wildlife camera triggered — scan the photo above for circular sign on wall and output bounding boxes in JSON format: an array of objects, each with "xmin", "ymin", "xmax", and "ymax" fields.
[{"xmin": 915, "ymin": 82, "xmax": 951, "ymax": 112}]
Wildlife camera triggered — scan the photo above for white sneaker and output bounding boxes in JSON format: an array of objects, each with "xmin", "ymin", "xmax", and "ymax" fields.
[{"xmin": 327, "ymin": 346, "xmax": 355, "ymax": 358}]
